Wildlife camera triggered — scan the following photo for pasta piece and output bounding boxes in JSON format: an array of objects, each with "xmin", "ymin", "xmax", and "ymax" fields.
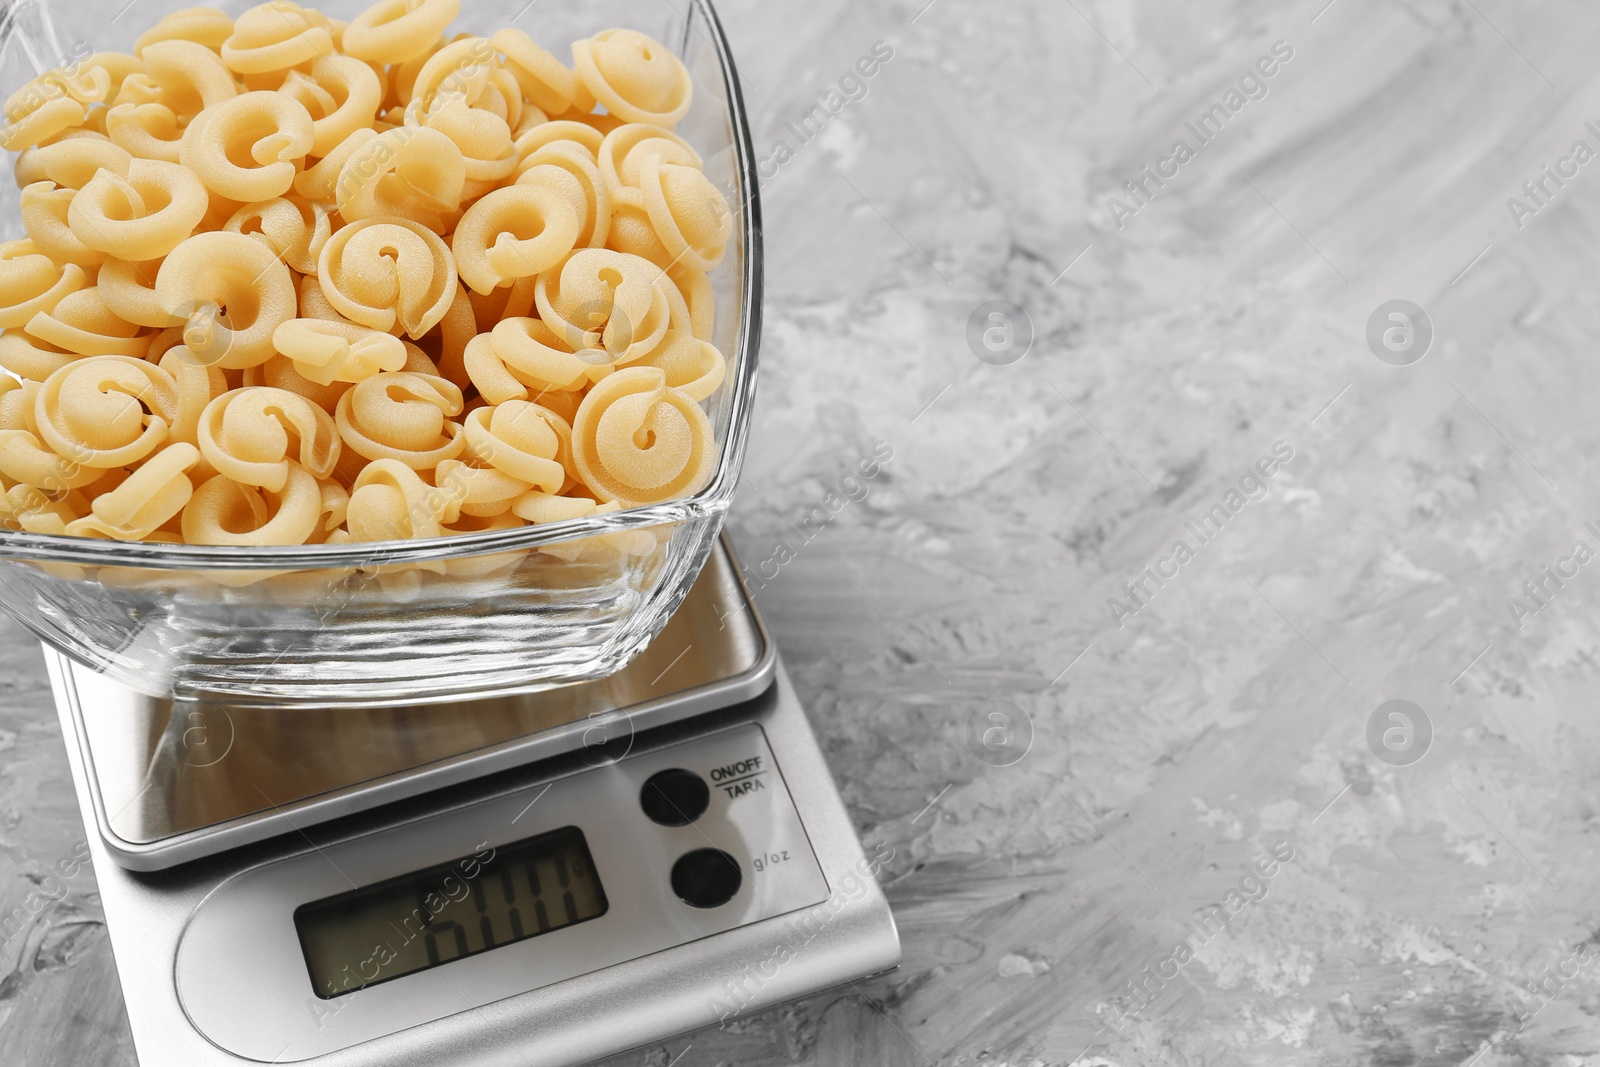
[
  {"xmin": 182, "ymin": 463, "xmax": 323, "ymax": 545},
  {"xmin": 197, "ymin": 386, "xmax": 340, "ymax": 490},
  {"xmin": 438, "ymin": 511, "xmax": 525, "ymax": 558},
  {"xmin": 65, "ymin": 441, "xmax": 199, "ymax": 540},
  {"xmin": 335, "ymin": 371, "xmax": 463, "ymax": 470},
  {"xmin": 434, "ymin": 459, "xmax": 527, "ymax": 517},
  {"xmin": 221, "ymin": 2, "xmax": 336, "ymax": 75},
  {"xmin": 143, "ymin": 325, "xmax": 189, "ymax": 363},
  {"xmin": 452, "ymin": 185, "xmax": 579, "ymax": 294},
  {"xmin": 15, "ymin": 137, "xmax": 133, "ymax": 191},
  {"xmin": 597, "ymin": 124, "xmax": 700, "ymax": 207},
  {"xmin": 0, "ymin": 378, "xmax": 102, "ymax": 492},
  {"xmin": 98, "ymin": 258, "xmax": 172, "ymax": 329},
  {"xmin": 467, "ymin": 317, "xmax": 590, "ymax": 404},
  {"xmin": 409, "ymin": 37, "xmax": 498, "ymax": 113},
  {"xmin": 418, "ymin": 282, "xmax": 475, "ymax": 385},
  {"xmin": 297, "ymin": 273, "xmax": 347, "ymax": 323},
  {"xmin": 180, "ymin": 92, "xmax": 316, "ymax": 202},
  {"xmin": 638, "ymin": 153, "xmax": 732, "ymax": 272},
  {"xmin": 6, "ymin": 58, "xmax": 111, "ymax": 118},
  {"xmin": 0, "ymin": 329, "xmax": 79, "ymax": 383},
  {"xmin": 68, "ymin": 158, "xmax": 210, "ymax": 261},
  {"xmin": 534, "ymin": 248, "xmax": 670, "ymax": 365},
  {"xmin": 511, "ymin": 490, "xmax": 600, "ymax": 524},
  {"xmin": 334, "ymin": 126, "xmax": 465, "ymax": 230},
  {"xmin": 140, "ymin": 39, "xmax": 238, "ymax": 121},
  {"xmin": 158, "ymin": 346, "xmax": 228, "ymax": 450},
  {"xmin": 461, "ymin": 400, "xmax": 567, "ymax": 493},
  {"xmin": 406, "ymin": 92, "xmax": 515, "ymax": 185},
  {"xmin": 35, "ymin": 355, "xmax": 181, "ymax": 469},
  {"xmin": 310, "ymin": 477, "xmax": 349, "ymax": 543},
  {"xmin": 21, "ymin": 182, "xmax": 109, "ymax": 268},
  {"xmin": 224, "ymin": 196, "xmax": 333, "ymax": 275},
  {"xmin": 477, "ymin": 66, "xmax": 527, "ymax": 134},
  {"xmin": 632, "ymin": 330, "xmax": 725, "ymax": 402},
  {"xmin": 134, "ymin": 7, "xmax": 237, "ymax": 56},
  {"xmin": 1, "ymin": 483, "xmax": 86, "ymax": 534},
  {"xmin": 243, "ymin": 354, "xmax": 349, "ymax": 413},
  {"xmin": 2, "ymin": 58, "xmax": 109, "ymax": 152},
  {"xmin": 604, "ymin": 202, "xmax": 675, "ymax": 268},
  {"xmin": 570, "ymin": 366, "xmax": 713, "ymax": 505},
  {"xmin": 293, "ymin": 126, "xmax": 376, "ymax": 202},
  {"xmin": 25, "ymin": 287, "xmax": 149, "ymax": 358},
  {"xmin": 1, "ymin": 100, "xmax": 85, "ymax": 154},
  {"xmin": 514, "ymin": 120, "xmax": 602, "ymax": 167},
  {"xmin": 343, "ymin": 0, "xmax": 461, "ymax": 65},
  {"xmin": 515, "ymin": 139, "xmax": 611, "ymax": 248},
  {"xmin": 156, "ymin": 231, "xmax": 298, "ymax": 369},
  {"xmin": 571, "ymin": 29, "xmax": 691, "ymax": 127},
  {"xmin": 272, "ymin": 317, "xmax": 407, "ymax": 385},
  {"xmin": 670, "ymin": 264, "xmax": 715, "ymax": 342},
  {"xmin": 345, "ymin": 457, "xmax": 458, "ymax": 540},
  {"xmin": 91, "ymin": 49, "xmax": 143, "ymax": 93},
  {"xmin": 317, "ymin": 217, "xmax": 457, "ymax": 337},
  {"xmin": 0, "ymin": 240, "xmax": 88, "ymax": 328},
  {"xmin": 106, "ymin": 101, "xmax": 186, "ymax": 163},
  {"xmin": 465, "ymin": 275, "xmax": 536, "ymax": 333},
  {"xmin": 510, "ymin": 105, "xmax": 548, "ymax": 140},
  {"xmin": 0, "ymin": 375, "xmax": 31, "ymax": 430},
  {"xmin": 493, "ymin": 29, "xmax": 579, "ymax": 116},
  {"xmin": 279, "ymin": 54, "xmax": 383, "ymax": 158}
]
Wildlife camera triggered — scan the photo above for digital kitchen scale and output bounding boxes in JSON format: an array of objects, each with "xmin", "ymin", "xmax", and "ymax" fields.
[{"xmin": 44, "ymin": 537, "xmax": 901, "ymax": 1066}]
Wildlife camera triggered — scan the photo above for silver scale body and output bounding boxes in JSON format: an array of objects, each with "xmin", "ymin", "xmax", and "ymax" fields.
[{"xmin": 44, "ymin": 539, "xmax": 901, "ymax": 1065}]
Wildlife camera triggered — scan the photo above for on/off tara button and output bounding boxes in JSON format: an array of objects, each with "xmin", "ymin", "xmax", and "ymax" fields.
[{"xmin": 640, "ymin": 768, "xmax": 711, "ymax": 827}]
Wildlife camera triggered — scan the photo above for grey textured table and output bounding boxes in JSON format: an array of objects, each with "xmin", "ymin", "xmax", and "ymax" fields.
[{"xmin": 4, "ymin": 0, "xmax": 1599, "ymax": 1065}]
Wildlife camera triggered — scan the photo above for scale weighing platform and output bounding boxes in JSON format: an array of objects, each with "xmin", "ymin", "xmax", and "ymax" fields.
[{"xmin": 43, "ymin": 538, "xmax": 901, "ymax": 1066}]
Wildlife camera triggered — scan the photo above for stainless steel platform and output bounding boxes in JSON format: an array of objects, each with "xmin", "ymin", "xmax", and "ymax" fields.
[
  {"xmin": 47, "ymin": 540, "xmax": 774, "ymax": 870},
  {"xmin": 53, "ymin": 658, "xmax": 902, "ymax": 1067}
]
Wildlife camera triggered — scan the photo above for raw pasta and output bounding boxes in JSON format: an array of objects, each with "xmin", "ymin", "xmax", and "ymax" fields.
[
  {"xmin": 452, "ymin": 184, "xmax": 579, "ymax": 294},
  {"xmin": 196, "ymin": 386, "xmax": 340, "ymax": 490},
  {"xmin": 535, "ymin": 248, "xmax": 669, "ymax": 363},
  {"xmin": 335, "ymin": 371, "xmax": 464, "ymax": 470},
  {"xmin": 279, "ymin": 55, "xmax": 382, "ymax": 158},
  {"xmin": 220, "ymin": 3, "xmax": 336, "ymax": 76},
  {"xmin": 0, "ymin": 2, "xmax": 735, "ymax": 548},
  {"xmin": 179, "ymin": 91, "xmax": 315, "ymax": 202},
  {"xmin": 35, "ymin": 355, "xmax": 180, "ymax": 469},
  {"xmin": 183, "ymin": 463, "xmax": 324, "ymax": 545},
  {"xmin": 571, "ymin": 29, "xmax": 692, "ymax": 127},
  {"xmin": 223, "ymin": 195, "xmax": 332, "ymax": 275},
  {"xmin": 273, "ymin": 317, "xmax": 407, "ymax": 385},
  {"xmin": 342, "ymin": 0, "xmax": 462, "ymax": 65},
  {"xmin": 0, "ymin": 240, "xmax": 87, "ymax": 329},
  {"xmin": 155, "ymin": 230, "xmax": 297, "ymax": 368},
  {"xmin": 68, "ymin": 158, "xmax": 209, "ymax": 261},
  {"xmin": 334, "ymin": 126, "xmax": 465, "ymax": 229},
  {"xmin": 134, "ymin": 8, "xmax": 238, "ymax": 57},
  {"xmin": 318, "ymin": 216, "xmax": 457, "ymax": 337},
  {"xmin": 66, "ymin": 441, "xmax": 199, "ymax": 540},
  {"xmin": 570, "ymin": 366, "xmax": 713, "ymax": 506}
]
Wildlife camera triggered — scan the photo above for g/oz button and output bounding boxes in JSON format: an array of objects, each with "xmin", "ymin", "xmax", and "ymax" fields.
[
  {"xmin": 670, "ymin": 848, "xmax": 742, "ymax": 908},
  {"xmin": 640, "ymin": 768, "xmax": 710, "ymax": 827}
]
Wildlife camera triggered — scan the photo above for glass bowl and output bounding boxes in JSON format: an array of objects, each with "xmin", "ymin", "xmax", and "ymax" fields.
[{"xmin": 0, "ymin": 0, "xmax": 761, "ymax": 706}]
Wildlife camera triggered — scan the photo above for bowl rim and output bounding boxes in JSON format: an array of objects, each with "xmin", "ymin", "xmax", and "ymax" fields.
[{"xmin": 0, "ymin": 0, "xmax": 762, "ymax": 572}]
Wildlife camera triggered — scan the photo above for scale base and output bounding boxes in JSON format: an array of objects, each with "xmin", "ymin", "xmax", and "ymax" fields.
[{"xmin": 47, "ymin": 541, "xmax": 900, "ymax": 1066}]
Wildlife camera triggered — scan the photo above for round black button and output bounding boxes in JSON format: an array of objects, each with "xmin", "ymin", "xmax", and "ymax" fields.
[
  {"xmin": 670, "ymin": 848, "xmax": 742, "ymax": 908},
  {"xmin": 640, "ymin": 768, "xmax": 710, "ymax": 827}
]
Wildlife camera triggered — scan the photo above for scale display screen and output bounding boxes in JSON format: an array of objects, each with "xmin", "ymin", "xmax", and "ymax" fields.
[{"xmin": 295, "ymin": 826, "xmax": 608, "ymax": 999}]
